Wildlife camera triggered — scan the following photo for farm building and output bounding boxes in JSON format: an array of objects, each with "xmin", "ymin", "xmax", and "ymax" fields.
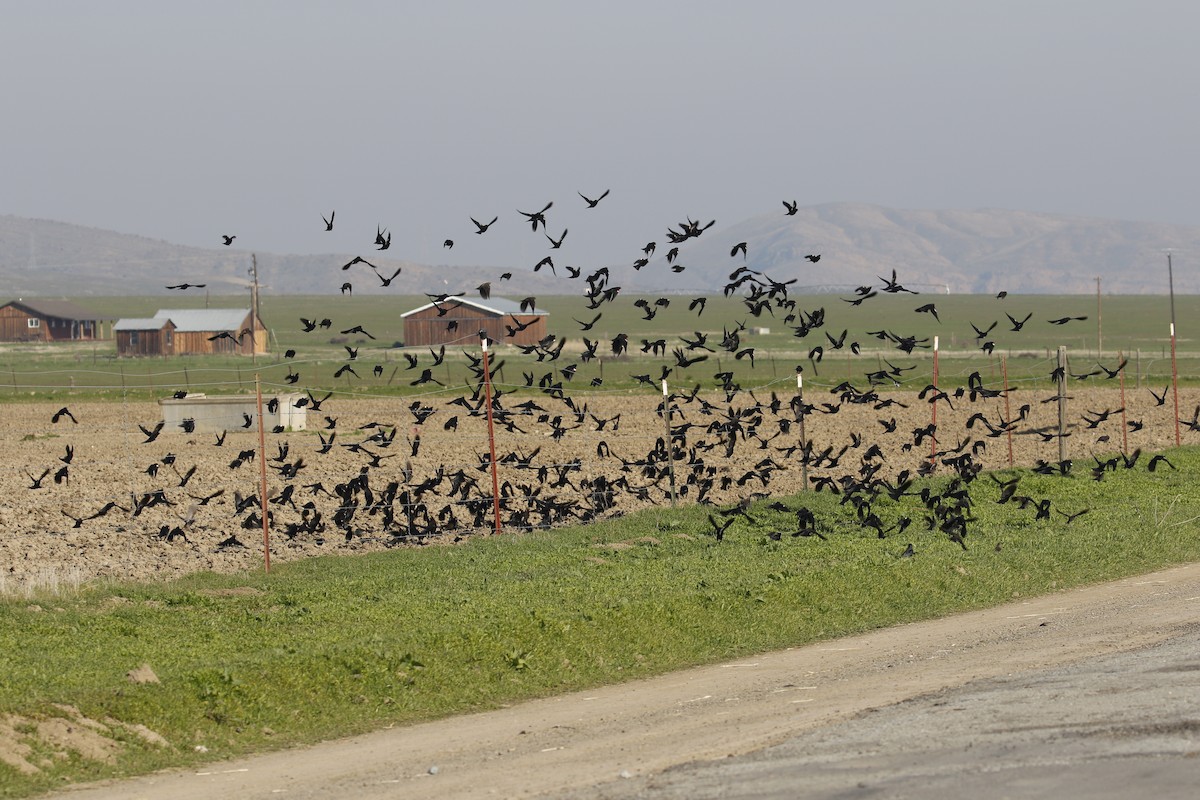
[
  {"xmin": 0, "ymin": 299, "xmax": 112, "ymax": 342},
  {"xmin": 400, "ymin": 297, "xmax": 548, "ymax": 347},
  {"xmin": 114, "ymin": 308, "xmax": 267, "ymax": 357}
]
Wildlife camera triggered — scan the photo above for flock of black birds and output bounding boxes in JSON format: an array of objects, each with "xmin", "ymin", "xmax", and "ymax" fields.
[{"xmin": 19, "ymin": 192, "xmax": 1195, "ymax": 566}]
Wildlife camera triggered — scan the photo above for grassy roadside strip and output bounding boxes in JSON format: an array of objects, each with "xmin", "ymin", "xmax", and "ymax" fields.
[{"xmin": 2, "ymin": 447, "xmax": 1200, "ymax": 796}]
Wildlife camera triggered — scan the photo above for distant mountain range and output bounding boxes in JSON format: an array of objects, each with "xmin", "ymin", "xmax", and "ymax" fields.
[
  {"xmin": 670, "ymin": 204, "xmax": 1199, "ymax": 296},
  {"xmin": 2, "ymin": 205, "xmax": 1197, "ymax": 299}
]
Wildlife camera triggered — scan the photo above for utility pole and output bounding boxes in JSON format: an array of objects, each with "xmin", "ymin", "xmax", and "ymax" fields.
[
  {"xmin": 1166, "ymin": 251, "xmax": 1177, "ymax": 331},
  {"xmin": 249, "ymin": 254, "xmax": 261, "ymax": 357},
  {"xmin": 1095, "ymin": 276, "xmax": 1102, "ymax": 358}
]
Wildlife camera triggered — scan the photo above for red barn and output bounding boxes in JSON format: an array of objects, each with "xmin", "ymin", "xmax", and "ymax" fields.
[{"xmin": 400, "ymin": 297, "xmax": 547, "ymax": 347}]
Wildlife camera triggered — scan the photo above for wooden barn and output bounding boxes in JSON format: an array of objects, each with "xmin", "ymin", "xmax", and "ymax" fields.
[
  {"xmin": 0, "ymin": 299, "xmax": 111, "ymax": 342},
  {"xmin": 113, "ymin": 317, "xmax": 177, "ymax": 357},
  {"xmin": 114, "ymin": 308, "xmax": 267, "ymax": 357},
  {"xmin": 400, "ymin": 297, "xmax": 547, "ymax": 347}
]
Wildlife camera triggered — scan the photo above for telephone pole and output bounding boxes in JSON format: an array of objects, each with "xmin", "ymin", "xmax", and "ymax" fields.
[
  {"xmin": 249, "ymin": 254, "xmax": 261, "ymax": 356},
  {"xmin": 1166, "ymin": 251, "xmax": 1177, "ymax": 330},
  {"xmin": 1095, "ymin": 276, "xmax": 1102, "ymax": 358}
]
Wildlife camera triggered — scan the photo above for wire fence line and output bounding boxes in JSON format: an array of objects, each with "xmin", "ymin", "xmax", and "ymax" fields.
[{"xmin": 4, "ymin": 341, "xmax": 1196, "ymax": 568}]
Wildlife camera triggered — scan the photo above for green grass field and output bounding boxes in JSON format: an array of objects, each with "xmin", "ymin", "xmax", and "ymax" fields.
[
  {"xmin": 0, "ymin": 294, "xmax": 1196, "ymax": 400},
  {"xmin": 66, "ymin": 292, "xmax": 1199, "ymax": 356}
]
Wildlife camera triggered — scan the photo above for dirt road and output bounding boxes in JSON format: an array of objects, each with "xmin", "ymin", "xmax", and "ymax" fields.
[{"xmin": 46, "ymin": 562, "xmax": 1200, "ymax": 800}]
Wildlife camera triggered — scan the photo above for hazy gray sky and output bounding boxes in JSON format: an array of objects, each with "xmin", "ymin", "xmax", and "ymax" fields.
[{"xmin": 3, "ymin": 1, "xmax": 1198, "ymax": 269}]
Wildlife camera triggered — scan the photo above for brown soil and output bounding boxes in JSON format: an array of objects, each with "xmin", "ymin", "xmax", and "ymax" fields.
[{"xmin": 0, "ymin": 386, "xmax": 1194, "ymax": 593}]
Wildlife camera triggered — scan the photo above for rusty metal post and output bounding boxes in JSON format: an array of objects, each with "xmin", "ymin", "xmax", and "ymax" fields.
[
  {"xmin": 930, "ymin": 336, "xmax": 939, "ymax": 467},
  {"xmin": 255, "ymin": 374, "xmax": 270, "ymax": 573},
  {"xmin": 480, "ymin": 332, "xmax": 503, "ymax": 534},
  {"xmin": 661, "ymin": 379, "xmax": 677, "ymax": 507}
]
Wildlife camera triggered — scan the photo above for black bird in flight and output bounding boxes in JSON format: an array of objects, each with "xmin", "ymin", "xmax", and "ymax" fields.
[
  {"xmin": 1148, "ymin": 454, "xmax": 1176, "ymax": 472},
  {"xmin": 372, "ymin": 266, "xmax": 402, "ymax": 286},
  {"xmin": 323, "ymin": 210, "xmax": 335, "ymax": 231},
  {"xmin": 915, "ymin": 303, "xmax": 940, "ymax": 323},
  {"xmin": 139, "ymin": 421, "xmax": 165, "ymax": 443},
  {"xmin": 546, "ymin": 228, "xmax": 567, "ymax": 249},
  {"xmin": 341, "ymin": 255, "xmax": 377, "ymax": 271},
  {"xmin": 444, "ymin": 239, "xmax": 454, "ymax": 249},
  {"xmin": 518, "ymin": 201, "xmax": 553, "ymax": 231},
  {"xmin": 340, "ymin": 325, "xmax": 376, "ymax": 340},
  {"xmin": 1007, "ymin": 312, "xmax": 1033, "ymax": 331},
  {"xmin": 783, "ymin": 200, "xmax": 798, "ymax": 215},
  {"xmin": 579, "ymin": 189, "xmax": 609, "ymax": 208},
  {"xmin": 221, "ymin": 235, "xmax": 235, "ymax": 245},
  {"xmin": 730, "ymin": 242, "xmax": 748, "ymax": 259},
  {"xmin": 166, "ymin": 283, "xmax": 206, "ymax": 290},
  {"xmin": 52, "ymin": 407, "xmax": 77, "ymax": 424},
  {"xmin": 472, "ymin": 216, "xmax": 498, "ymax": 234},
  {"xmin": 804, "ymin": 254, "xmax": 821, "ymax": 263}
]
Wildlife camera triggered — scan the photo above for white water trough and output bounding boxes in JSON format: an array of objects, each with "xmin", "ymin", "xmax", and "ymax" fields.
[{"xmin": 157, "ymin": 393, "xmax": 307, "ymax": 433}]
